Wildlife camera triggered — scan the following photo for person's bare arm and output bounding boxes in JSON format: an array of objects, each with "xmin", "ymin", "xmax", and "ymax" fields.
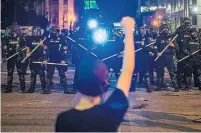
[{"xmin": 117, "ymin": 17, "xmax": 135, "ymax": 97}]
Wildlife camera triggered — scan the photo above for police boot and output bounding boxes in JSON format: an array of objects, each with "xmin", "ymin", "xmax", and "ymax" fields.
[
  {"xmin": 156, "ymin": 77, "xmax": 162, "ymax": 91},
  {"xmin": 149, "ymin": 72, "xmax": 156, "ymax": 85},
  {"xmin": 144, "ymin": 73, "xmax": 153, "ymax": 93},
  {"xmin": 172, "ymin": 79, "xmax": 179, "ymax": 92},
  {"xmin": 4, "ymin": 74, "xmax": 13, "ymax": 93},
  {"xmin": 19, "ymin": 74, "xmax": 26, "ymax": 93},
  {"xmin": 177, "ymin": 74, "xmax": 182, "ymax": 89},
  {"xmin": 61, "ymin": 77, "xmax": 69, "ymax": 94},
  {"xmin": 40, "ymin": 74, "xmax": 47, "ymax": 93},
  {"xmin": 193, "ymin": 74, "xmax": 199, "ymax": 87},
  {"xmin": 184, "ymin": 77, "xmax": 192, "ymax": 91},
  {"xmin": 28, "ymin": 75, "xmax": 36, "ymax": 93},
  {"xmin": 130, "ymin": 74, "xmax": 137, "ymax": 92},
  {"xmin": 138, "ymin": 73, "xmax": 143, "ymax": 85},
  {"xmin": 43, "ymin": 78, "xmax": 52, "ymax": 94},
  {"xmin": 170, "ymin": 72, "xmax": 180, "ymax": 92},
  {"xmin": 161, "ymin": 77, "xmax": 168, "ymax": 88}
]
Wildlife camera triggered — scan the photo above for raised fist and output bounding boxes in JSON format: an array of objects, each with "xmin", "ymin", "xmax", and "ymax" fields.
[{"xmin": 121, "ymin": 17, "xmax": 135, "ymax": 32}]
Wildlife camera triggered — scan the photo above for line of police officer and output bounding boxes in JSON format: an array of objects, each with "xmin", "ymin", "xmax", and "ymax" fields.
[
  {"xmin": 2, "ymin": 17, "xmax": 201, "ymax": 94},
  {"xmin": 3, "ymin": 24, "xmax": 76, "ymax": 94},
  {"xmin": 130, "ymin": 17, "xmax": 201, "ymax": 93}
]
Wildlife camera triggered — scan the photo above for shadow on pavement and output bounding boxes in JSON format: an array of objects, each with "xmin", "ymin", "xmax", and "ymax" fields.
[
  {"xmin": 122, "ymin": 119, "xmax": 201, "ymax": 132},
  {"xmin": 128, "ymin": 111, "xmax": 193, "ymax": 122},
  {"xmin": 123, "ymin": 111, "xmax": 201, "ymax": 132}
]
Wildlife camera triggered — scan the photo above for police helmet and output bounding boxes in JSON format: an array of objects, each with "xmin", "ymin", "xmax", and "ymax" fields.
[
  {"xmin": 183, "ymin": 17, "xmax": 191, "ymax": 24},
  {"xmin": 159, "ymin": 24, "xmax": 170, "ymax": 35},
  {"xmin": 32, "ymin": 26, "xmax": 41, "ymax": 36},
  {"xmin": 6, "ymin": 22, "xmax": 22, "ymax": 36},
  {"xmin": 50, "ymin": 26, "xmax": 60, "ymax": 34}
]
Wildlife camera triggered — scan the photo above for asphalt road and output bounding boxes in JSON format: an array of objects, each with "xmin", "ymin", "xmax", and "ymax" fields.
[{"xmin": 1, "ymin": 62, "xmax": 201, "ymax": 132}]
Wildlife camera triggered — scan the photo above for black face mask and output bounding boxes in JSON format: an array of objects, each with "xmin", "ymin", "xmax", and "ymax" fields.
[
  {"xmin": 50, "ymin": 33, "xmax": 58, "ymax": 39},
  {"xmin": 11, "ymin": 32, "xmax": 17, "ymax": 38},
  {"xmin": 161, "ymin": 28, "xmax": 169, "ymax": 36},
  {"xmin": 184, "ymin": 24, "xmax": 191, "ymax": 32}
]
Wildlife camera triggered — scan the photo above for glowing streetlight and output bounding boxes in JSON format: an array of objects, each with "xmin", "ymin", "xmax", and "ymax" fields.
[
  {"xmin": 88, "ymin": 19, "xmax": 98, "ymax": 29},
  {"xmin": 192, "ymin": 6, "xmax": 198, "ymax": 13}
]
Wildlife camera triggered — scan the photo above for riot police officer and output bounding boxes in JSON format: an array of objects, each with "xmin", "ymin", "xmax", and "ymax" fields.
[
  {"xmin": 176, "ymin": 18, "xmax": 193, "ymax": 90},
  {"xmin": 4, "ymin": 23, "xmax": 27, "ymax": 93},
  {"xmin": 131, "ymin": 25, "xmax": 153, "ymax": 92},
  {"xmin": 26, "ymin": 26, "xmax": 47, "ymax": 93},
  {"xmin": 154, "ymin": 24, "xmax": 179, "ymax": 92},
  {"xmin": 44, "ymin": 26, "xmax": 72, "ymax": 94},
  {"xmin": 185, "ymin": 28, "xmax": 201, "ymax": 90},
  {"xmin": 175, "ymin": 18, "xmax": 191, "ymax": 89},
  {"xmin": 145, "ymin": 27, "xmax": 157, "ymax": 85}
]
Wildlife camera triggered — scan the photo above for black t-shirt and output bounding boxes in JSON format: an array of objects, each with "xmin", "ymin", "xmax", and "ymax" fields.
[{"xmin": 55, "ymin": 89, "xmax": 128, "ymax": 132}]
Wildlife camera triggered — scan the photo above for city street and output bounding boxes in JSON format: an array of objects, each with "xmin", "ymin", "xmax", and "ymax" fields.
[
  {"xmin": 1, "ymin": 0, "xmax": 201, "ymax": 132},
  {"xmin": 1, "ymin": 62, "xmax": 201, "ymax": 132}
]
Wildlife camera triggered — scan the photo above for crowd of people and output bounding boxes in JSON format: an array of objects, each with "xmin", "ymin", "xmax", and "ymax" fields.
[{"xmin": 1, "ymin": 17, "xmax": 201, "ymax": 95}]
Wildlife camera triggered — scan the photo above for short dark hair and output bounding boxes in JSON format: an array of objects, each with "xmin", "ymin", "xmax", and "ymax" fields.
[{"xmin": 76, "ymin": 54, "xmax": 108, "ymax": 97}]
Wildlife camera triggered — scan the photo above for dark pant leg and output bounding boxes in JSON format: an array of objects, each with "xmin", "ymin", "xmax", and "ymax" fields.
[
  {"xmin": 46, "ymin": 65, "xmax": 55, "ymax": 91},
  {"xmin": 130, "ymin": 73, "xmax": 138, "ymax": 92},
  {"xmin": 193, "ymin": 60, "xmax": 201, "ymax": 89},
  {"xmin": 39, "ymin": 65, "xmax": 47, "ymax": 90},
  {"xmin": 29, "ymin": 63, "xmax": 37, "ymax": 92},
  {"xmin": 166, "ymin": 57, "xmax": 179, "ymax": 91},
  {"xmin": 156, "ymin": 63, "xmax": 164, "ymax": 91},
  {"xmin": 149, "ymin": 57, "xmax": 155, "ymax": 84},
  {"xmin": 183, "ymin": 60, "xmax": 192, "ymax": 90},
  {"xmin": 58, "ymin": 67, "xmax": 69, "ymax": 93},
  {"xmin": 6, "ymin": 58, "xmax": 15, "ymax": 91},
  {"xmin": 143, "ymin": 71, "xmax": 152, "ymax": 92},
  {"xmin": 176, "ymin": 62, "xmax": 183, "ymax": 88},
  {"xmin": 16, "ymin": 57, "xmax": 26, "ymax": 91}
]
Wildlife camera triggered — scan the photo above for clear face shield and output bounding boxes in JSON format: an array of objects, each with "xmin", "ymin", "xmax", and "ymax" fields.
[
  {"xmin": 184, "ymin": 23, "xmax": 191, "ymax": 32},
  {"xmin": 11, "ymin": 31, "xmax": 17, "ymax": 38},
  {"xmin": 32, "ymin": 29, "xmax": 41, "ymax": 36}
]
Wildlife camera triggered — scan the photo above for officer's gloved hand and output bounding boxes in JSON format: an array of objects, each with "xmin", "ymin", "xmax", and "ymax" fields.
[
  {"xmin": 149, "ymin": 52, "xmax": 154, "ymax": 56},
  {"xmin": 184, "ymin": 50, "xmax": 190, "ymax": 56},
  {"xmin": 61, "ymin": 60, "xmax": 67, "ymax": 65},
  {"xmin": 1, "ymin": 58, "xmax": 6, "ymax": 63}
]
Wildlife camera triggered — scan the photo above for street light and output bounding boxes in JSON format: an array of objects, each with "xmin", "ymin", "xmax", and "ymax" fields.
[
  {"xmin": 192, "ymin": 6, "xmax": 198, "ymax": 13},
  {"xmin": 93, "ymin": 28, "xmax": 108, "ymax": 44},
  {"xmin": 88, "ymin": 19, "xmax": 98, "ymax": 29}
]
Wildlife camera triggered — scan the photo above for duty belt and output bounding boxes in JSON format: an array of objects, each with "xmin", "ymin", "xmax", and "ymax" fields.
[
  {"xmin": 32, "ymin": 42, "xmax": 40, "ymax": 45},
  {"xmin": 50, "ymin": 40, "xmax": 60, "ymax": 43},
  {"xmin": 9, "ymin": 41, "xmax": 19, "ymax": 45}
]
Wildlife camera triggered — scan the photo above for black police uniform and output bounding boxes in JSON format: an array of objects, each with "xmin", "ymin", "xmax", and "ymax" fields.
[
  {"xmin": 181, "ymin": 29, "xmax": 201, "ymax": 90},
  {"xmin": 154, "ymin": 31, "xmax": 179, "ymax": 92},
  {"xmin": 145, "ymin": 29, "xmax": 157, "ymax": 84},
  {"xmin": 175, "ymin": 18, "xmax": 192, "ymax": 89},
  {"xmin": 26, "ymin": 35, "xmax": 47, "ymax": 93},
  {"xmin": 176, "ymin": 29, "xmax": 193, "ymax": 90},
  {"xmin": 4, "ymin": 35, "xmax": 27, "ymax": 93},
  {"xmin": 131, "ymin": 30, "xmax": 152, "ymax": 92},
  {"xmin": 44, "ymin": 34, "xmax": 70, "ymax": 94}
]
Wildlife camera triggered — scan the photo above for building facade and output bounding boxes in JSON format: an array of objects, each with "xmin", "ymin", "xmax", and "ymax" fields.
[
  {"xmin": 35, "ymin": 0, "xmax": 76, "ymax": 29},
  {"xmin": 165, "ymin": 0, "xmax": 201, "ymax": 30}
]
